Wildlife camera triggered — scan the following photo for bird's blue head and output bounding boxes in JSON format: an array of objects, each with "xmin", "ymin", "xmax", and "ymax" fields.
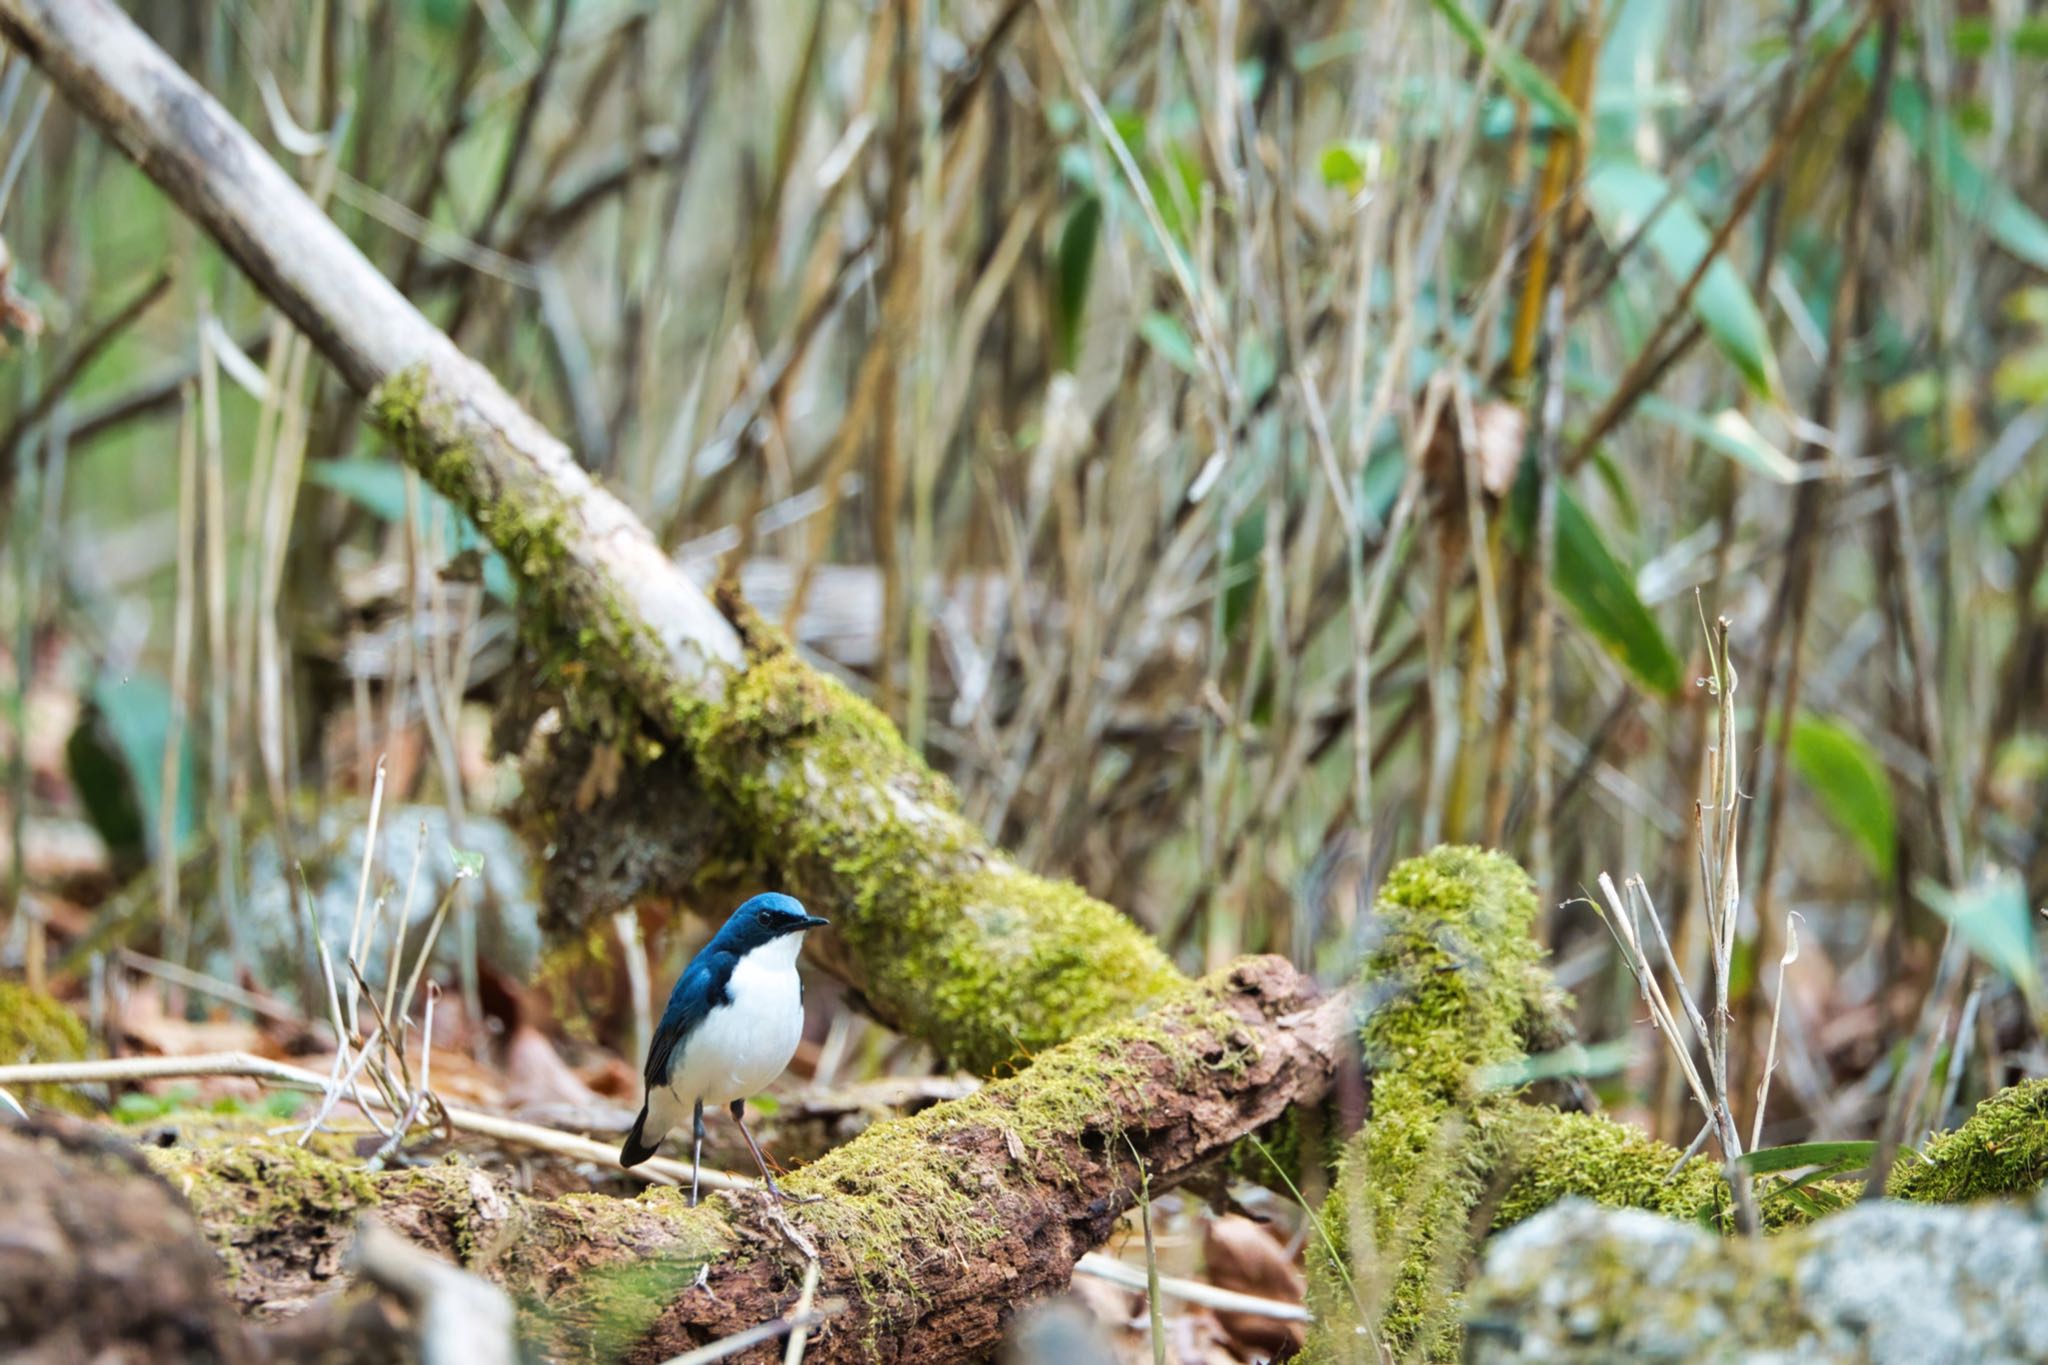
[{"xmin": 709, "ymin": 892, "xmax": 829, "ymax": 956}]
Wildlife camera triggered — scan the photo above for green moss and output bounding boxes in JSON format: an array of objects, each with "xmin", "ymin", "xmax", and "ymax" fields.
[
  {"xmin": 1487, "ymin": 1105, "xmax": 1725, "ymax": 1228},
  {"xmin": 681, "ymin": 642, "xmax": 1186, "ymax": 1073},
  {"xmin": 147, "ymin": 1139, "xmax": 378, "ymax": 1281},
  {"xmin": 1305, "ymin": 846, "xmax": 1542, "ymax": 1362},
  {"xmin": 1890, "ymin": 1078, "xmax": 2048, "ymax": 1204},
  {"xmin": 370, "ymin": 365, "xmax": 668, "ymax": 748},
  {"xmin": 0, "ymin": 981, "xmax": 92, "ymax": 1113},
  {"xmin": 1356, "ymin": 846, "xmax": 1542, "ymax": 1105},
  {"xmin": 506, "ymin": 1186, "xmax": 731, "ymax": 1360},
  {"xmin": 781, "ymin": 985, "xmax": 1234, "ymax": 1321}
]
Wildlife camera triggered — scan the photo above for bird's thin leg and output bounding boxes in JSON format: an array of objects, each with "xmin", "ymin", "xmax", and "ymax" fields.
[
  {"xmin": 730, "ymin": 1099, "xmax": 787, "ymax": 1202},
  {"xmin": 690, "ymin": 1099, "xmax": 705, "ymax": 1208}
]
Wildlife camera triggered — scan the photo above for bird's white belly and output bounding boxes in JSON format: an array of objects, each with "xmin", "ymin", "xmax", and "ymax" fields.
[{"xmin": 663, "ymin": 954, "xmax": 803, "ymax": 1109}]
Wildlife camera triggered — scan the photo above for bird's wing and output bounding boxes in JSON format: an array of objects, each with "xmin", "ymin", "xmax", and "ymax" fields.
[{"xmin": 644, "ymin": 953, "xmax": 729, "ymax": 1088}]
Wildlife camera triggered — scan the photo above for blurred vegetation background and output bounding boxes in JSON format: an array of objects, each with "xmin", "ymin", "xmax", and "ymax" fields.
[{"xmin": 2, "ymin": 0, "xmax": 2045, "ymax": 1178}]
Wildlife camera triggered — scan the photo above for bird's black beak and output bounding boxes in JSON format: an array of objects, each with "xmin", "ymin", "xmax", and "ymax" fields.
[{"xmin": 802, "ymin": 914, "xmax": 831, "ymax": 929}]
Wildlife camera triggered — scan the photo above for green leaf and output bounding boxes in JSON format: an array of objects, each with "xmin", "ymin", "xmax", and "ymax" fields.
[
  {"xmin": 1789, "ymin": 713, "xmax": 1896, "ymax": 880},
  {"xmin": 1916, "ymin": 870, "xmax": 2041, "ymax": 1007},
  {"xmin": 1477, "ymin": 1038, "xmax": 1634, "ymax": 1091},
  {"xmin": 1052, "ymin": 196, "xmax": 1101, "ymax": 371},
  {"xmin": 1557, "ymin": 492, "xmax": 1681, "ymax": 694},
  {"xmin": 1237, "ymin": 329, "xmax": 1277, "ymax": 406},
  {"xmin": 1946, "ymin": 18, "xmax": 2048, "ymax": 61},
  {"xmin": 1427, "ymin": 0, "xmax": 1580, "ymax": 132},
  {"xmin": 1318, "ymin": 139, "xmax": 1388, "ymax": 194},
  {"xmin": 1139, "ymin": 311, "xmax": 1199, "ymax": 375},
  {"xmin": 1887, "ymin": 75, "xmax": 2048, "ymax": 271},
  {"xmin": 310, "ymin": 458, "xmax": 513, "ymax": 599},
  {"xmin": 1635, "ymin": 396, "xmax": 1799, "ymax": 482},
  {"xmin": 1993, "ymin": 345, "xmax": 2048, "ymax": 405},
  {"xmin": 1220, "ymin": 505, "xmax": 1265, "ymax": 639},
  {"xmin": 1592, "ymin": 0, "xmax": 1673, "ymax": 154},
  {"xmin": 450, "ymin": 847, "xmax": 486, "ymax": 880},
  {"xmin": 1584, "ymin": 159, "xmax": 1780, "ymax": 396},
  {"xmin": 1512, "ymin": 480, "xmax": 1683, "ymax": 695},
  {"xmin": 70, "ymin": 670, "xmax": 198, "ymax": 865},
  {"xmin": 1738, "ymin": 1140, "xmax": 1875, "ymax": 1175}
]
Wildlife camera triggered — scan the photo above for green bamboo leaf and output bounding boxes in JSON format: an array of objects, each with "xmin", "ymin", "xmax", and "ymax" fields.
[
  {"xmin": 1477, "ymin": 1039, "xmax": 1634, "ymax": 1091},
  {"xmin": 1584, "ymin": 159, "xmax": 1780, "ymax": 396},
  {"xmin": 1427, "ymin": 0, "xmax": 1580, "ymax": 132},
  {"xmin": 67, "ymin": 670, "xmax": 197, "ymax": 866},
  {"xmin": 1139, "ymin": 311, "xmax": 1199, "ymax": 375},
  {"xmin": 1916, "ymin": 870, "xmax": 2041, "ymax": 1007},
  {"xmin": 1789, "ymin": 713, "xmax": 1896, "ymax": 880},
  {"xmin": 1510, "ymin": 479, "xmax": 1683, "ymax": 695},
  {"xmin": 1592, "ymin": 0, "xmax": 1673, "ymax": 153},
  {"xmin": 308, "ymin": 459, "xmax": 512, "ymax": 599},
  {"xmin": 1053, "ymin": 195, "xmax": 1102, "ymax": 371},
  {"xmin": 1738, "ymin": 1141, "xmax": 1876, "ymax": 1175},
  {"xmin": 1887, "ymin": 75, "xmax": 2048, "ymax": 270},
  {"xmin": 1635, "ymin": 397, "xmax": 1799, "ymax": 482},
  {"xmin": 1555, "ymin": 491, "xmax": 1682, "ymax": 695}
]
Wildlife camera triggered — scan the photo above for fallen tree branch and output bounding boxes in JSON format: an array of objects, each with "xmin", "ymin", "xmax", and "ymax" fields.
[
  {"xmin": 0, "ymin": 0, "xmax": 1182, "ymax": 1074},
  {"xmin": 43, "ymin": 958, "xmax": 1344, "ymax": 1363},
  {"xmin": 0, "ymin": 1049, "xmax": 755, "ymax": 1194}
]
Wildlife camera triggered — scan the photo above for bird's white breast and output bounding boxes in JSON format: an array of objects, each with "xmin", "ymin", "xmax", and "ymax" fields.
[{"xmin": 663, "ymin": 934, "xmax": 805, "ymax": 1110}]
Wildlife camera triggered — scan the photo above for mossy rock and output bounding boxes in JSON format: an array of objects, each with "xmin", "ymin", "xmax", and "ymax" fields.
[{"xmin": 0, "ymin": 980, "xmax": 93, "ymax": 1114}]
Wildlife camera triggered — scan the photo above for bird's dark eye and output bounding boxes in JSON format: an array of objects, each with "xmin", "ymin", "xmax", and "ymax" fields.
[{"xmin": 756, "ymin": 909, "xmax": 774, "ymax": 926}]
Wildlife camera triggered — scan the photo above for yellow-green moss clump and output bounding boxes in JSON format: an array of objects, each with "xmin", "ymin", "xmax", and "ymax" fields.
[
  {"xmin": 506, "ymin": 1185, "xmax": 730, "ymax": 1360},
  {"xmin": 1306, "ymin": 846, "xmax": 1544, "ymax": 1362},
  {"xmin": 1890, "ymin": 1078, "xmax": 2048, "ymax": 1204},
  {"xmin": 682, "ymin": 642, "xmax": 1186, "ymax": 1074},
  {"xmin": 0, "ymin": 981, "xmax": 92, "ymax": 1114},
  {"xmin": 1486, "ymin": 1106, "xmax": 1725, "ymax": 1228}
]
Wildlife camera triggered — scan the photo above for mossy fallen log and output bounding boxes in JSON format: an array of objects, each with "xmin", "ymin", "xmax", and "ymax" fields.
[{"xmin": 74, "ymin": 957, "xmax": 1343, "ymax": 1363}]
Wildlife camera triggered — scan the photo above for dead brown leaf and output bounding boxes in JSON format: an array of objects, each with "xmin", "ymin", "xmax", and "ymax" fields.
[{"xmin": 1202, "ymin": 1213, "xmax": 1305, "ymax": 1360}]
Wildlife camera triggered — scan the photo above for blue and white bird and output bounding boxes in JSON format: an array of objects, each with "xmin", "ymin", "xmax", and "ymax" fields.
[{"xmin": 620, "ymin": 892, "xmax": 829, "ymax": 1204}]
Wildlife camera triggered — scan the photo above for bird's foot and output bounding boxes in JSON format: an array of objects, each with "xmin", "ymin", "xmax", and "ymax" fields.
[{"xmin": 760, "ymin": 1179, "xmax": 825, "ymax": 1207}]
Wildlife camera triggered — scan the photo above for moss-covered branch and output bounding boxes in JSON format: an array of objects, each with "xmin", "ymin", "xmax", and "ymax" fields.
[{"xmin": 93, "ymin": 957, "xmax": 1343, "ymax": 1363}]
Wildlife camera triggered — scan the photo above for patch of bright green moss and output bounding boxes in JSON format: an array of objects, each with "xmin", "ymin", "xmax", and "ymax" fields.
[
  {"xmin": 1305, "ymin": 846, "xmax": 1542, "ymax": 1362},
  {"xmin": 1486, "ymin": 1104, "xmax": 1725, "ymax": 1228},
  {"xmin": 0, "ymin": 981, "xmax": 92, "ymax": 1114},
  {"xmin": 1890, "ymin": 1078, "xmax": 2048, "ymax": 1204}
]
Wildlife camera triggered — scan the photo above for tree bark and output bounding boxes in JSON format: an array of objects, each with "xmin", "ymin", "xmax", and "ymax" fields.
[
  {"xmin": 0, "ymin": 0, "xmax": 1181, "ymax": 1072},
  {"xmin": 27, "ymin": 959, "xmax": 1343, "ymax": 1364}
]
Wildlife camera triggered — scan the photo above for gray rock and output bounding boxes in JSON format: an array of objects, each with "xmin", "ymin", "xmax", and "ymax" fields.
[
  {"xmin": 1466, "ymin": 1194, "xmax": 2048, "ymax": 1364},
  {"xmin": 216, "ymin": 803, "xmax": 539, "ymax": 998}
]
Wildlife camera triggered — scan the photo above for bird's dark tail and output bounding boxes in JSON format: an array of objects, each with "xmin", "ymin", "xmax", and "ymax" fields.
[{"xmin": 620, "ymin": 1103, "xmax": 660, "ymax": 1168}]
